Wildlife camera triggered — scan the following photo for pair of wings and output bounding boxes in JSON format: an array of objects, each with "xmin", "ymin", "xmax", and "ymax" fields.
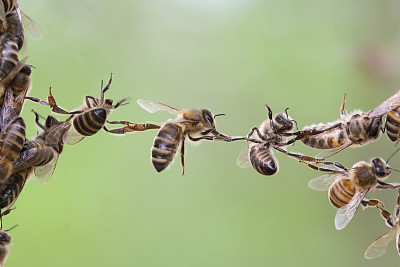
[
  {"xmin": 308, "ymin": 171, "xmax": 369, "ymax": 230},
  {"xmin": 137, "ymin": 99, "xmax": 181, "ymax": 115}
]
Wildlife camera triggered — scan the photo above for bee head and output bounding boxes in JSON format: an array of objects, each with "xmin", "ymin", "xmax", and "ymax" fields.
[
  {"xmin": 201, "ymin": 109, "xmax": 216, "ymax": 129},
  {"xmin": 372, "ymin": 157, "xmax": 391, "ymax": 178},
  {"xmin": 11, "ymin": 65, "xmax": 31, "ymax": 93},
  {"xmin": 273, "ymin": 112, "xmax": 294, "ymax": 132}
]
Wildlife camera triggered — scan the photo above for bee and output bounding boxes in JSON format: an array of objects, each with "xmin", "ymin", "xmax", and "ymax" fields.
[
  {"xmin": 0, "ymin": 117, "xmax": 25, "ymax": 182},
  {"xmin": 285, "ymin": 93, "xmax": 383, "ymax": 160},
  {"xmin": 0, "ymin": 167, "xmax": 32, "ymax": 211},
  {"xmin": 26, "ymin": 73, "xmax": 160, "ymax": 145},
  {"xmin": 0, "ymin": 229, "xmax": 11, "ymax": 267},
  {"xmin": 12, "ymin": 112, "xmax": 70, "ymax": 184},
  {"xmin": 0, "ymin": 0, "xmax": 42, "ymax": 51},
  {"xmin": 364, "ymin": 190, "xmax": 400, "ymax": 259},
  {"xmin": 308, "ymin": 153, "xmax": 400, "ymax": 230},
  {"xmin": 137, "ymin": 99, "xmax": 232, "ymax": 175},
  {"xmin": 367, "ymin": 89, "xmax": 400, "ymax": 144}
]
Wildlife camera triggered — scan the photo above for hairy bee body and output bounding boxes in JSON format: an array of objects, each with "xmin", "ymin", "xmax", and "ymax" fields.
[
  {"xmin": 0, "ymin": 229, "xmax": 11, "ymax": 267},
  {"xmin": 0, "ymin": 33, "xmax": 18, "ymax": 81},
  {"xmin": 329, "ymin": 179, "xmax": 355, "ymax": 208},
  {"xmin": 0, "ymin": 167, "xmax": 32, "ymax": 210},
  {"xmin": 0, "ymin": 117, "xmax": 25, "ymax": 182},
  {"xmin": 301, "ymin": 123, "xmax": 346, "ymax": 149},
  {"xmin": 248, "ymin": 142, "xmax": 278, "ymax": 175},
  {"xmin": 151, "ymin": 121, "xmax": 183, "ymax": 172}
]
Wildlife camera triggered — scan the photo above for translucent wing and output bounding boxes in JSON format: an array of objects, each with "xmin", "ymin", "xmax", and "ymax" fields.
[
  {"xmin": 34, "ymin": 154, "xmax": 59, "ymax": 184},
  {"xmin": 21, "ymin": 11, "xmax": 42, "ymax": 40},
  {"xmin": 308, "ymin": 172, "xmax": 346, "ymax": 191},
  {"xmin": 64, "ymin": 126, "xmax": 85, "ymax": 145},
  {"xmin": 315, "ymin": 142, "xmax": 352, "ymax": 160},
  {"xmin": 364, "ymin": 226, "xmax": 398, "ymax": 259},
  {"xmin": 137, "ymin": 99, "xmax": 180, "ymax": 115},
  {"xmin": 335, "ymin": 189, "xmax": 368, "ymax": 230},
  {"xmin": 369, "ymin": 89, "xmax": 400, "ymax": 118},
  {"xmin": 237, "ymin": 145, "xmax": 251, "ymax": 168}
]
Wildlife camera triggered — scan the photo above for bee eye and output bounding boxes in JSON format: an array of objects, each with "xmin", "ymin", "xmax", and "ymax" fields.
[{"xmin": 204, "ymin": 113, "xmax": 213, "ymax": 124}]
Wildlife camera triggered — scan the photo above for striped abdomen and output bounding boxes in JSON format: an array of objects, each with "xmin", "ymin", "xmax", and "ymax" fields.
[
  {"xmin": 73, "ymin": 108, "xmax": 106, "ymax": 136},
  {"xmin": 385, "ymin": 108, "xmax": 400, "ymax": 142},
  {"xmin": 249, "ymin": 143, "xmax": 278, "ymax": 176},
  {"xmin": 328, "ymin": 179, "xmax": 355, "ymax": 208},
  {"xmin": 0, "ymin": 167, "xmax": 32, "ymax": 210},
  {"xmin": 0, "ymin": 117, "xmax": 25, "ymax": 182},
  {"xmin": 301, "ymin": 126, "xmax": 347, "ymax": 149},
  {"xmin": 0, "ymin": 33, "xmax": 18, "ymax": 80},
  {"xmin": 13, "ymin": 141, "xmax": 55, "ymax": 172},
  {"xmin": 1, "ymin": 0, "xmax": 16, "ymax": 15},
  {"xmin": 151, "ymin": 123, "xmax": 183, "ymax": 172},
  {"xmin": 4, "ymin": 7, "xmax": 23, "ymax": 50}
]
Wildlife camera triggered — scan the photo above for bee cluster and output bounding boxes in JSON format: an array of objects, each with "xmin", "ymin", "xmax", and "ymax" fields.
[{"xmin": 0, "ymin": 1, "xmax": 399, "ymax": 265}]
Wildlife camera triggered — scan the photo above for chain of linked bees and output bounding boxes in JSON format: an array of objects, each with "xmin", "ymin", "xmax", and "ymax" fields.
[{"xmin": 0, "ymin": 1, "xmax": 399, "ymax": 265}]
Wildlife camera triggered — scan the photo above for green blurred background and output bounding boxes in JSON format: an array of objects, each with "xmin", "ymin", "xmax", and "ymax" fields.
[{"xmin": 6, "ymin": 0, "xmax": 400, "ymax": 266}]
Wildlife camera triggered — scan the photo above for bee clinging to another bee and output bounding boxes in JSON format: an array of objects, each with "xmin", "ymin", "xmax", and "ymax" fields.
[{"xmin": 137, "ymin": 99, "xmax": 232, "ymax": 175}]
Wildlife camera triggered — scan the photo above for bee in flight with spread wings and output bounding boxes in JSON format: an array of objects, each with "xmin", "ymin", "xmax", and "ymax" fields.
[
  {"xmin": 364, "ymin": 189, "xmax": 400, "ymax": 259},
  {"xmin": 308, "ymin": 149, "xmax": 400, "ymax": 230},
  {"xmin": 137, "ymin": 99, "xmax": 232, "ymax": 175}
]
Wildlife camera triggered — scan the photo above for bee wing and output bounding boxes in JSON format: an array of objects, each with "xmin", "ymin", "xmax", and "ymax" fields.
[
  {"xmin": 369, "ymin": 89, "xmax": 400, "ymax": 118},
  {"xmin": 335, "ymin": 189, "xmax": 368, "ymax": 230},
  {"xmin": 315, "ymin": 142, "xmax": 353, "ymax": 160},
  {"xmin": 308, "ymin": 173, "xmax": 346, "ymax": 191},
  {"xmin": 34, "ymin": 154, "xmax": 59, "ymax": 184},
  {"xmin": 21, "ymin": 11, "xmax": 43, "ymax": 40},
  {"xmin": 364, "ymin": 226, "xmax": 398, "ymax": 259},
  {"xmin": 64, "ymin": 126, "xmax": 85, "ymax": 145},
  {"xmin": 137, "ymin": 99, "xmax": 181, "ymax": 115},
  {"xmin": 237, "ymin": 145, "xmax": 251, "ymax": 168}
]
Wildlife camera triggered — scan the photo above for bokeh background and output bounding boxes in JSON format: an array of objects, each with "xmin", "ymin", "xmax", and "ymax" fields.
[{"xmin": 6, "ymin": 0, "xmax": 400, "ymax": 266}]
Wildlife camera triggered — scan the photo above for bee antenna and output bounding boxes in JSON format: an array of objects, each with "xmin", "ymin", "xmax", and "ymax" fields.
[
  {"xmin": 214, "ymin": 113, "xmax": 226, "ymax": 118},
  {"xmin": 390, "ymin": 168, "xmax": 400, "ymax": 173},
  {"xmin": 284, "ymin": 107, "xmax": 290, "ymax": 119},
  {"xmin": 386, "ymin": 148, "xmax": 400, "ymax": 164},
  {"xmin": 4, "ymin": 224, "xmax": 18, "ymax": 232},
  {"xmin": 28, "ymin": 64, "xmax": 36, "ymax": 69},
  {"xmin": 291, "ymin": 119, "xmax": 298, "ymax": 130}
]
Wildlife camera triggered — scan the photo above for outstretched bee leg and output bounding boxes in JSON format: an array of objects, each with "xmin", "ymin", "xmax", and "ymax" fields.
[
  {"xmin": 247, "ymin": 127, "xmax": 265, "ymax": 140},
  {"xmin": 376, "ymin": 205, "xmax": 394, "ymax": 227},
  {"xmin": 104, "ymin": 121, "xmax": 160, "ymax": 134},
  {"xmin": 180, "ymin": 137, "xmax": 185, "ymax": 176},
  {"xmin": 340, "ymin": 92, "xmax": 347, "ymax": 119},
  {"xmin": 0, "ymin": 207, "xmax": 15, "ymax": 230},
  {"xmin": 376, "ymin": 180, "xmax": 400, "ymax": 189}
]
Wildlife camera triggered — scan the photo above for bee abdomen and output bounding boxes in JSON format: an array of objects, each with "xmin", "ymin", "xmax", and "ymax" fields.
[
  {"xmin": 385, "ymin": 109, "xmax": 400, "ymax": 142},
  {"xmin": 0, "ymin": 33, "xmax": 18, "ymax": 80},
  {"xmin": 73, "ymin": 108, "xmax": 106, "ymax": 136},
  {"xmin": 1, "ymin": 1, "xmax": 15, "ymax": 15},
  {"xmin": 0, "ymin": 168, "xmax": 26, "ymax": 210},
  {"xmin": 4, "ymin": 8, "xmax": 24, "ymax": 50},
  {"xmin": 249, "ymin": 144, "xmax": 278, "ymax": 176},
  {"xmin": 302, "ymin": 129, "xmax": 346, "ymax": 149},
  {"xmin": 151, "ymin": 123, "xmax": 182, "ymax": 172},
  {"xmin": 329, "ymin": 179, "xmax": 355, "ymax": 208}
]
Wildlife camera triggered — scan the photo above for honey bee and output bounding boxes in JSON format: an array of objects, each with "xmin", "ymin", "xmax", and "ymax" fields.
[
  {"xmin": 26, "ymin": 73, "xmax": 160, "ymax": 145},
  {"xmin": 0, "ymin": 117, "xmax": 25, "ymax": 182},
  {"xmin": 308, "ymin": 155, "xmax": 400, "ymax": 230},
  {"xmin": 367, "ymin": 89, "xmax": 400, "ymax": 144},
  {"xmin": 137, "ymin": 99, "xmax": 232, "ymax": 175},
  {"xmin": 12, "ymin": 112, "xmax": 70, "ymax": 184},
  {"xmin": 0, "ymin": 167, "xmax": 32, "ymax": 211},
  {"xmin": 364, "ymin": 190, "xmax": 400, "ymax": 259},
  {"xmin": 0, "ymin": 0, "xmax": 42, "ymax": 51},
  {"xmin": 0, "ymin": 229, "xmax": 11, "ymax": 267},
  {"xmin": 285, "ymin": 93, "xmax": 383, "ymax": 160}
]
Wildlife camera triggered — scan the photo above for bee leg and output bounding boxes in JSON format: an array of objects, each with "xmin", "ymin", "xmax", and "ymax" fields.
[
  {"xmin": 106, "ymin": 121, "xmax": 160, "ymax": 133},
  {"xmin": 376, "ymin": 180, "xmax": 400, "ymax": 189},
  {"xmin": 340, "ymin": 92, "xmax": 347, "ymax": 119},
  {"xmin": 180, "ymin": 137, "xmax": 185, "ymax": 176},
  {"xmin": 247, "ymin": 127, "xmax": 264, "ymax": 140},
  {"xmin": 377, "ymin": 206, "xmax": 394, "ymax": 227},
  {"xmin": 273, "ymin": 146, "xmax": 347, "ymax": 170},
  {"xmin": 265, "ymin": 104, "xmax": 278, "ymax": 134}
]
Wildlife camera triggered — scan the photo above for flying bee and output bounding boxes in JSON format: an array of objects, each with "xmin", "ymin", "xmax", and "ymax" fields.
[
  {"xmin": 26, "ymin": 73, "xmax": 160, "ymax": 145},
  {"xmin": 283, "ymin": 93, "xmax": 383, "ymax": 160},
  {"xmin": 137, "ymin": 99, "xmax": 232, "ymax": 175},
  {"xmin": 308, "ymin": 150, "xmax": 400, "ymax": 230},
  {"xmin": 12, "ymin": 112, "xmax": 71, "ymax": 184},
  {"xmin": 364, "ymin": 190, "xmax": 400, "ymax": 259}
]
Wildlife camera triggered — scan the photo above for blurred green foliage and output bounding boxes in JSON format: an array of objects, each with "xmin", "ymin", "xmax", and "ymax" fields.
[{"xmin": 5, "ymin": 0, "xmax": 400, "ymax": 266}]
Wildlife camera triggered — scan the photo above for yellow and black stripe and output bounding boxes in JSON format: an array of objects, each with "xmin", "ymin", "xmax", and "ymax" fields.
[
  {"xmin": 302, "ymin": 128, "xmax": 346, "ymax": 149},
  {"xmin": 151, "ymin": 123, "xmax": 182, "ymax": 172},
  {"xmin": 73, "ymin": 108, "xmax": 107, "ymax": 136},
  {"xmin": 0, "ymin": 167, "xmax": 32, "ymax": 210},
  {"xmin": 386, "ymin": 108, "xmax": 400, "ymax": 142},
  {"xmin": 249, "ymin": 143, "xmax": 278, "ymax": 176},
  {"xmin": 329, "ymin": 179, "xmax": 355, "ymax": 208}
]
